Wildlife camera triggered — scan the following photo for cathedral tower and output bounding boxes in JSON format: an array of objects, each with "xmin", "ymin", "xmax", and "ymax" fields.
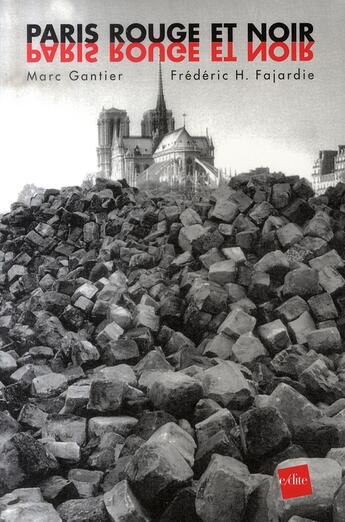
[
  {"xmin": 155, "ymin": 62, "xmax": 168, "ymax": 136},
  {"xmin": 97, "ymin": 107, "xmax": 129, "ymax": 178},
  {"xmin": 141, "ymin": 63, "xmax": 175, "ymax": 149}
]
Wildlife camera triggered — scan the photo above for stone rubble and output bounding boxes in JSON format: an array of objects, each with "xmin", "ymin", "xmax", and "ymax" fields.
[{"xmin": 0, "ymin": 174, "xmax": 345, "ymax": 520}]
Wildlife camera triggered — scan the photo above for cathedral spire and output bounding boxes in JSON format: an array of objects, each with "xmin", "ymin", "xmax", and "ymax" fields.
[
  {"xmin": 156, "ymin": 62, "xmax": 167, "ymax": 112},
  {"xmin": 152, "ymin": 62, "xmax": 169, "ymax": 151}
]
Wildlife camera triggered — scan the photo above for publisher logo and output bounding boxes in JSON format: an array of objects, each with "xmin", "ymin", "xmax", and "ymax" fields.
[{"xmin": 278, "ymin": 464, "xmax": 313, "ymax": 500}]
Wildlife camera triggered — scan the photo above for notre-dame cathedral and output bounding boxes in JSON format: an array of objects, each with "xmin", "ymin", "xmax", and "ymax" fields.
[{"xmin": 96, "ymin": 65, "xmax": 220, "ymax": 187}]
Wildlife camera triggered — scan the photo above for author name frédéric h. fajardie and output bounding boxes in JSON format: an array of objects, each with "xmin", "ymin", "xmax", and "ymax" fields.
[{"xmin": 170, "ymin": 68, "xmax": 315, "ymax": 83}]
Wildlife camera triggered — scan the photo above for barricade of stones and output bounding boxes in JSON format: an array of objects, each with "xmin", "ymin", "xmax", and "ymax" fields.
[{"xmin": 0, "ymin": 174, "xmax": 345, "ymax": 521}]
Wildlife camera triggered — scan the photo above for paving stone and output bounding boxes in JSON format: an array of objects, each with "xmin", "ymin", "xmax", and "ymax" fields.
[
  {"xmin": 87, "ymin": 378, "xmax": 124, "ymax": 413},
  {"xmin": 334, "ymin": 481, "xmax": 345, "ymax": 522},
  {"xmin": 40, "ymin": 475, "xmax": 78, "ymax": 506},
  {"xmin": 253, "ymin": 250, "xmax": 290, "ymax": 278},
  {"xmin": 248, "ymin": 271, "xmax": 271, "ymax": 303},
  {"xmin": 210, "ymin": 199, "xmax": 239, "ymax": 223},
  {"xmin": 195, "ymin": 408, "xmax": 236, "ymax": 447},
  {"xmin": 0, "ymin": 351, "xmax": 17, "ymax": 378},
  {"xmin": 179, "ymin": 208, "xmax": 202, "ymax": 226},
  {"xmin": 304, "ymin": 211, "xmax": 334, "ymax": 242},
  {"xmin": 178, "ymin": 225, "xmax": 224, "ymax": 256},
  {"xmin": 300, "ymin": 359, "xmax": 343, "ymax": 403},
  {"xmin": 195, "ymin": 455, "xmax": 253, "ymax": 522},
  {"xmin": 240, "ymin": 406, "xmax": 291, "ymax": 460},
  {"xmin": 217, "ymin": 309, "xmax": 256, "ymax": 338},
  {"xmin": 275, "ymin": 296, "xmax": 309, "ymax": 323},
  {"xmin": 308, "ymin": 292, "xmax": 338, "ymax": 321},
  {"xmin": 149, "ymin": 371, "xmax": 203, "ymax": 418},
  {"xmin": 125, "ymin": 440, "xmax": 193, "ymax": 513},
  {"xmin": 267, "ymin": 458, "xmax": 341, "ymax": 521},
  {"xmin": 258, "ymin": 319, "xmax": 291, "ymax": 355},
  {"xmin": 18, "ymin": 403, "xmax": 48, "ymax": 429},
  {"xmin": 293, "ymin": 420, "xmax": 339, "ymax": 458},
  {"xmin": 44, "ymin": 441, "xmax": 80, "ymax": 463},
  {"xmin": 208, "ymin": 259, "xmax": 237, "ymax": 285},
  {"xmin": 271, "ymin": 183, "xmax": 291, "ymax": 209},
  {"xmin": 318, "ymin": 266, "xmax": 345, "ymax": 294},
  {"xmin": 232, "ymin": 332, "xmax": 268, "ymax": 365},
  {"xmin": 0, "ymin": 433, "xmax": 58, "ymax": 496},
  {"xmin": 277, "ymin": 223, "xmax": 303, "ymax": 249},
  {"xmin": 88, "ymin": 416, "xmax": 138, "ymax": 439},
  {"xmin": 309, "ymin": 249, "xmax": 344, "ymax": 271},
  {"xmin": 42, "ymin": 414, "xmax": 86, "ymax": 445},
  {"xmin": 194, "ymin": 429, "xmax": 243, "ymax": 478},
  {"xmin": 200, "ymin": 361, "xmax": 255, "ymax": 409},
  {"xmin": 199, "ymin": 248, "xmax": 224, "ymax": 270},
  {"xmin": 62, "ymin": 384, "xmax": 90, "ymax": 415},
  {"xmin": 266, "ymin": 383, "xmax": 323, "ymax": 434},
  {"xmin": 226, "ymin": 283, "xmax": 247, "ymax": 302},
  {"xmin": 244, "ymin": 475, "xmax": 272, "ymax": 522},
  {"xmin": 327, "ymin": 447, "xmax": 345, "ymax": 475},
  {"xmin": 288, "ymin": 311, "xmax": 316, "ymax": 344},
  {"xmin": 148, "ymin": 421, "xmax": 196, "ymax": 467},
  {"xmin": 306, "ymin": 327, "xmax": 342, "ymax": 354},
  {"xmin": 101, "ymin": 339, "xmax": 139, "ymax": 366},
  {"xmin": 160, "ymin": 485, "xmax": 199, "ymax": 522},
  {"xmin": 249, "ymin": 201, "xmax": 275, "ymax": 225},
  {"xmin": 0, "ymin": 501, "xmax": 62, "ymax": 522},
  {"xmin": 68, "ymin": 469, "xmax": 103, "ymax": 499},
  {"xmin": 31, "ymin": 373, "xmax": 68, "ymax": 397},
  {"xmin": 283, "ymin": 198, "xmax": 315, "ymax": 226},
  {"xmin": 96, "ymin": 322, "xmax": 124, "ymax": 350},
  {"xmin": 57, "ymin": 497, "xmax": 109, "ymax": 522},
  {"xmin": 104, "ymin": 479, "xmax": 150, "ymax": 522},
  {"xmin": 283, "ymin": 267, "xmax": 321, "ymax": 298},
  {"xmin": 221, "ymin": 246, "xmax": 246, "ymax": 264},
  {"xmin": 270, "ymin": 345, "xmax": 307, "ymax": 380}
]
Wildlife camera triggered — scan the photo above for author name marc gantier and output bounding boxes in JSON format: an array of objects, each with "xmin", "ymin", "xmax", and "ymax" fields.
[{"xmin": 26, "ymin": 67, "xmax": 315, "ymax": 84}]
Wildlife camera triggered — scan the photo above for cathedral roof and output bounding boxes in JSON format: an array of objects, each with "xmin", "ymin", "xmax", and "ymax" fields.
[
  {"xmin": 192, "ymin": 136, "xmax": 213, "ymax": 153},
  {"xmin": 102, "ymin": 107, "xmax": 126, "ymax": 113},
  {"xmin": 121, "ymin": 137, "xmax": 153, "ymax": 155},
  {"xmin": 154, "ymin": 127, "xmax": 208, "ymax": 154}
]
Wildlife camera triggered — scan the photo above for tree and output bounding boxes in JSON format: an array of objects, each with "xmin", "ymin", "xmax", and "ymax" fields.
[
  {"xmin": 81, "ymin": 172, "xmax": 98, "ymax": 190},
  {"xmin": 17, "ymin": 184, "xmax": 44, "ymax": 205}
]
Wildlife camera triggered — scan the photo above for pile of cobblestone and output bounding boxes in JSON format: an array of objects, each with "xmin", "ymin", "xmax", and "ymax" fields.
[{"xmin": 0, "ymin": 174, "xmax": 345, "ymax": 521}]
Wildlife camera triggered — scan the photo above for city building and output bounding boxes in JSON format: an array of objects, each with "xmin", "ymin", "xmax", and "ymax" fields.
[
  {"xmin": 96, "ymin": 65, "xmax": 220, "ymax": 187},
  {"xmin": 312, "ymin": 146, "xmax": 345, "ymax": 195}
]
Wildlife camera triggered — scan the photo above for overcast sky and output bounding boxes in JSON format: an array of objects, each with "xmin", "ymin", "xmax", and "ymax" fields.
[{"xmin": 0, "ymin": 0, "xmax": 345, "ymax": 211}]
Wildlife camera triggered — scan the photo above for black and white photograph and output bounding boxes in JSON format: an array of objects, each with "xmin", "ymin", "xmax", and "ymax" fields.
[{"xmin": 0, "ymin": 1, "xmax": 345, "ymax": 521}]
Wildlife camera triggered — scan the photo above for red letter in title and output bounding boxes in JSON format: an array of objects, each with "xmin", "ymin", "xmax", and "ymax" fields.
[
  {"xmin": 85, "ymin": 43, "xmax": 98, "ymax": 62},
  {"xmin": 60, "ymin": 43, "xmax": 74, "ymax": 62},
  {"xmin": 247, "ymin": 42, "xmax": 267, "ymax": 61},
  {"xmin": 27, "ymin": 44, "xmax": 41, "ymax": 62},
  {"xmin": 166, "ymin": 43, "xmax": 186, "ymax": 62},
  {"xmin": 40, "ymin": 43, "xmax": 58, "ymax": 62},
  {"xmin": 300, "ymin": 41, "xmax": 314, "ymax": 61},
  {"xmin": 188, "ymin": 43, "xmax": 200, "ymax": 61},
  {"xmin": 223, "ymin": 43, "xmax": 237, "ymax": 61},
  {"xmin": 211, "ymin": 42, "xmax": 237, "ymax": 61},
  {"xmin": 211, "ymin": 42, "xmax": 222, "ymax": 61},
  {"xmin": 268, "ymin": 42, "xmax": 289, "ymax": 62},
  {"xmin": 126, "ymin": 43, "xmax": 146, "ymax": 62},
  {"xmin": 109, "ymin": 43, "xmax": 124, "ymax": 62}
]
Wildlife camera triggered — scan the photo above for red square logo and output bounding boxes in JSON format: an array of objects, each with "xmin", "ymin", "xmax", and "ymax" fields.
[{"xmin": 278, "ymin": 464, "xmax": 313, "ymax": 500}]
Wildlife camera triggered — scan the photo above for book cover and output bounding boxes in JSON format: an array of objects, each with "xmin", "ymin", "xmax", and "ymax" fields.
[{"xmin": 0, "ymin": 1, "xmax": 344, "ymax": 521}]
